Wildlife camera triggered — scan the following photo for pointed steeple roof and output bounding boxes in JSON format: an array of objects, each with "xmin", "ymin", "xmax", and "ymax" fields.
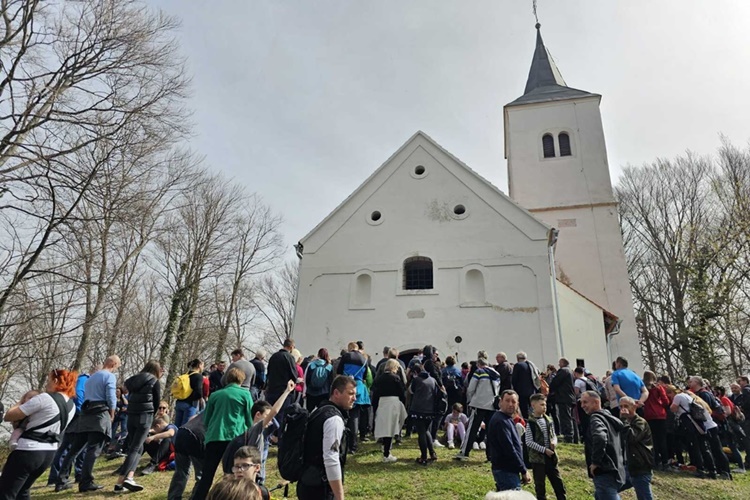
[{"xmin": 507, "ymin": 24, "xmax": 598, "ymax": 107}]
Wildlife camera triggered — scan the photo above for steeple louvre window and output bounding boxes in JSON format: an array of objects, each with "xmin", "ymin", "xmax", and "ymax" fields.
[
  {"xmin": 403, "ymin": 257, "xmax": 433, "ymax": 290},
  {"xmin": 559, "ymin": 132, "xmax": 572, "ymax": 157},
  {"xmin": 542, "ymin": 134, "xmax": 555, "ymax": 158}
]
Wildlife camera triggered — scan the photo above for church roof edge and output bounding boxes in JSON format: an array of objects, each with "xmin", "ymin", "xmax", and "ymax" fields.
[{"xmin": 298, "ymin": 130, "xmax": 551, "ymax": 248}]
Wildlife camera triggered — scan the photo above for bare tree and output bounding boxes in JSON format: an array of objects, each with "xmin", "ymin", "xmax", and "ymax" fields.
[
  {"xmin": 155, "ymin": 170, "xmax": 246, "ymax": 390},
  {"xmin": 618, "ymin": 141, "xmax": 750, "ymax": 382},
  {"xmin": 255, "ymin": 260, "xmax": 298, "ymax": 348},
  {"xmin": 0, "ymin": 0, "xmax": 189, "ymax": 320},
  {"xmin": 211, "ymin": 197, "xmax": 283, "ymax": 361}
]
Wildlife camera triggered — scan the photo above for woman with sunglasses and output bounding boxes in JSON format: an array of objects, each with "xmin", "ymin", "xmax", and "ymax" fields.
[
  {"xmin": 114, "ymin": 360, "xmax": 162, "ymax": 493},
  {"xmin": 1, "ymin": 368, "xmax": 77, "ymax": 500},
  {"xmin": 156, "ymin": 401, "xmax": 170, "ymax": 420}
]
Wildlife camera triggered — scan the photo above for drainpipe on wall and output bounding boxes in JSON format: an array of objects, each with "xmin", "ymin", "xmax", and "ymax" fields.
[
  {"xmin": 548, "ymin": 229, "xmax": 564, "ymax": 358},
  {"xmin": 606, "ymin": 319, "xmax": 623, "ymax": 366},
  {"xmin": 289, "ymin": 242, "xmax": 304, "ymax": 340}
]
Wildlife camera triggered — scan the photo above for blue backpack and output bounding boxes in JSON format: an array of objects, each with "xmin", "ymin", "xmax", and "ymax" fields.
[{"xmin": 309, "ymin": 363, "xmax": 331, "ymax": 390}]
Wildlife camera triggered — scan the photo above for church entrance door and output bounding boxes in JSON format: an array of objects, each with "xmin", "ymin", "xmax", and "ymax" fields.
[{"xmin": 399, "ymin": 349, "xmax": 420, "ymax": 368}]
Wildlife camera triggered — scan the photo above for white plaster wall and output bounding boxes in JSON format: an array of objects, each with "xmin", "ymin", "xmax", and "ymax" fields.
[
  {"xmin": 505, "ymin": 97, "xmax": 616, "ymax": 211},
  {"xmin": 535, "ymin": 205, "xmax": 642, "ymax": 373},
  {"xmin": 557, "ymin": 283, "xmax": 610, "ymax": 377},
  {"xmin": 292, "ymin": 135, "xmax": 561, "ymax": 368},
  {"xmin": 295, "ymin": 264, "xmax": 558, "ymax": 367},
  {"xmin": 505, "ymin": 96, "xmax": 642, "ymax": 373}
]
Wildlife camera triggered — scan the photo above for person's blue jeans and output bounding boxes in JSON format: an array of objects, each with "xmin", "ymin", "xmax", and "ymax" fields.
[
  {"xmin": 47, "ymin": 432, "xmax": 85, "ymax": 485},
  {"xmin": 492, "ymin": 469, "xmax": 521, "ymax": 491},
  {"xmin": 111, "ymin": 413, "xmax": 128, "ymax": 439},
  {"xmin": 631, "ymin": 472, "xmax": 653, "ymax": 500},
  {"xmin": 592, "ymin": 473, "xmax": 621, "ymax": 500},
  {"xmin": 174, "ymin": 401, "xmax": 197, "ymax": 428}
]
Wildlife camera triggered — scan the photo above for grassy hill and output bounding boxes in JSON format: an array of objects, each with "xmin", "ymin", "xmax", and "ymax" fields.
[{"xmin": 18, "ymin": 439, "xmax": 750, "ymax": 499}]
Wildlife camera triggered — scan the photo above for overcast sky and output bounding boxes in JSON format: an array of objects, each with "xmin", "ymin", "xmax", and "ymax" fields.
[{"xmin": 148, "ymin": 1, "xmax": 750, "ymax": 257}]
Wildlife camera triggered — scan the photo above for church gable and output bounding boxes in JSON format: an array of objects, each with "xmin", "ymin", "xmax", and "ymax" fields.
[{"xmin": 300, "ymin": 131, "xmax": 550, "ymax": 257}]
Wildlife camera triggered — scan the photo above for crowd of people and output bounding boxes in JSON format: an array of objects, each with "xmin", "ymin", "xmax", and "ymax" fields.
[{"xmin": 2, "ymin": 341, "xmax": 750, "ymax": 500}]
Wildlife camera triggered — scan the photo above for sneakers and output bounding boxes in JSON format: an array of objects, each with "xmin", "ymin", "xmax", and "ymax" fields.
[
  {"xmin": 382, "ymin": 455, "xmax": 398, "ymax": 463},
  {"xmin": 472, "ymin": 442, "xmax": 480, "ymax": 451},
  {"xmin": 719, "ymin": 471, "xmax": 733, "ymax": 481},
  {"xmin": 479, "ymin": 441, "xmax": 487, "ymax": 450},
  {"xmin": 732, "ymin": 468, "xmax": 746, "ymax": 474},
  {"xmin": 433, "ymin": 440, "xmax": 444, "ymax": 448},
  {"xmin": 114, "ymin": 484, "xmax": 124, "ymax": 493},
  {"xmin": 140, "ymin": 463, "xmax": 156, "ymax": 476},
  {"xmin": 122, "ymin": 478, "xmax": 144, "ymax": 492},
  {"xmin": 453, "ymin": 453, "xmax": 469, "ymax": 461},
  {"xmin": 447, "ymin": 441, "xmax": 455, "ymax": 449}
]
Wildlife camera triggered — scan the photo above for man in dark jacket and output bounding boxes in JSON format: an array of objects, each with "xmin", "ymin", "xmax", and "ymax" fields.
[
  {"xmin": 580, "ymin": 390, "xmax": 626, "ymax": 500},
  {"xmin": 208, "ymin": 361, "xmax": 225, "ymax": 394},
  {"xmin": 265, "ymin": 339, "xmax": 299, "ymax": 436},
  {"xmin": 487, "ymin": 390, "xmax": 531, "ymax": 491},
  {"xmin": 511, "ymin": 351, "xmax": 539, "ymax": 419},
  {"xmin": 493, "ymin": 352, "xmax": 513, "ymax": 392},
  {"xmin": 250, "ymin": 349, "xmax": 266, "ymax": 401},
  {"xmin": 549, "ymin": 358, "xmax": 576, "ymax": 443},
  {"xmin": 619, "ymin": 397, "xmax": 653, "ymax": 500},
  {"xmin": 736, "ymin": 376, "xmax": 750, "ymax": 469}
]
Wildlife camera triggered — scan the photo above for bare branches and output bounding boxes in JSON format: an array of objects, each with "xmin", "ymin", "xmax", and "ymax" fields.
[
  {"xmin": 620, "ymin": 140, "xmax": 750, "ymax": 381},
  {"xmin": 0, "ymin": 1, "xmax": 286, "ymax": 400}
]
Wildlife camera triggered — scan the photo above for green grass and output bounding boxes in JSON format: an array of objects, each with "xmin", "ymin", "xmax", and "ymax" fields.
[{"xmin": 18, "ymin": 439, "xmax": 750, "ymax": 499}]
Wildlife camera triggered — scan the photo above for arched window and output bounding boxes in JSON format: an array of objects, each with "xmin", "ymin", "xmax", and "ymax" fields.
[
  {"xmin": 558, "ymin": 132, "xmax": 571, "ymax": 157},
  {"xmin": 354, "ymin": 273, "xmax": 372, "ymax": 305},
  {"xmin": 465, "ymin": 269, "xmax": 486, "ymax": 303},
  {"xmin": 542, "ymin": 134, "xmax": 555, "ymax": 158},
  {"xmin": 403, "ymin": 257, "xmax": 433, "ymax": 290}
]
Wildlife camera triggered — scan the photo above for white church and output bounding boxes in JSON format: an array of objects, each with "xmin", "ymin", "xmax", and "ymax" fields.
[{"xmin": 290, "ymin": 25, "xmax": 642, "ymax": 377}]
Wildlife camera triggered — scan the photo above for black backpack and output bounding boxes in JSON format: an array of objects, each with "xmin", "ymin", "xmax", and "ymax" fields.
[
  {"xmin": 277, "ymin": 402, "xmax": 346, "ymax": 483},
  {"xmin": 688, "ymin": 398, "xmax": 708, "ymax": 422},
  {"xmin": 442, "ymin": 371, "xmax": 461, "ymax": 400},
  {"xmin": 277, "ymin": 403, "xmax": 309, "ymax": 482}
]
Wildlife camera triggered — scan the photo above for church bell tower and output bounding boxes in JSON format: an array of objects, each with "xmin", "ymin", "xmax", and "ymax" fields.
[{"xmin": 504, "ymin": 24, "xmax": 641, "ymax": 371}]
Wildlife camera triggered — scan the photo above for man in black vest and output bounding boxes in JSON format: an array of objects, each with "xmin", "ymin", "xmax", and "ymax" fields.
[{"xmin": 297, "ymin": 376, "xmax": 356, "ymax": 500}]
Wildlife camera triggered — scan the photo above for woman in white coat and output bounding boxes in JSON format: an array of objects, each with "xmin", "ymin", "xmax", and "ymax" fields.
[{"xmin": 371, "ymin": 359, "xmax": 407, "ymax": 463}]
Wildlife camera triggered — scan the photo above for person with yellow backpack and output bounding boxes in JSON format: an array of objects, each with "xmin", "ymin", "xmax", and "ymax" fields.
[{"xmin": 172, "ymin": 359, "xmax": 204, "ymax": 428}]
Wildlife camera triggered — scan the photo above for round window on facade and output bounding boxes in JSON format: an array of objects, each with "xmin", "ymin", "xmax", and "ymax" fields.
[
  {"xmin": 367, "ymin": 210, "xmax": 384, "ymax": 226},
  {"xmin": 411, "ymin": 165, "xmax": 428, "ymax": 179},
  {"xmin": 452, "ymin": 204, "xmax": 468, "ymax": 219}
]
